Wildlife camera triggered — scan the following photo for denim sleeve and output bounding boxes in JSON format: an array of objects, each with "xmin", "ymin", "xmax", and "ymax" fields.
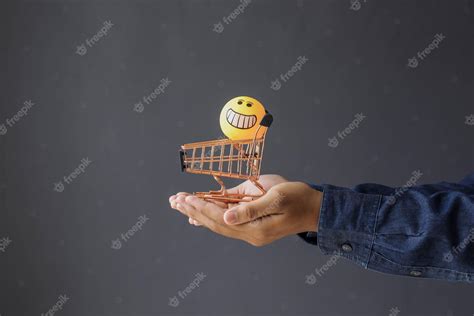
[{"xmin": 299, "ymin": 172, "xmax": 474, "ymax": 282}]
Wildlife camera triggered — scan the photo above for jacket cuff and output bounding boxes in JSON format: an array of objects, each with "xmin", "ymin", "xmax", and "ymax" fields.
[{"xmin": 317, "ymin": 184, "xmax": 382, "ymax": 268}]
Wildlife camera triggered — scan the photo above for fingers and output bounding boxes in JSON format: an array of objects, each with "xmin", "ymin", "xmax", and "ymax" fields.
[
  {"xmin": 183, "ymin": 195, "xmax": 227, "ymax": 226},
  {"xmin": 173, "ymin": 195, "xmax": 218, "ymax": 229},
  {"xmin": 188, "ymin": 217, "xmax": 202, "ymax": 226},
  {"xmin": 169, "ymin": 193, "xmax": 219, "ymax": 227},
  {"xmin": 169, "ymin": 189, "xmax": 285, "ymax": 246},
  {"xmin": 170, "ymin": 193, "xmax": 201, "ymax": 225},
  {"xmin": 226, "ymin": 184, "xmax": 242, "ymax": 195},
  {"xmin": 181, "ymin": 195, "xmax": 246, "ymax": 239},
  {"xmin": 223, "ymin": 189, "xmax": 284, "ymax": 225},
  {"xmin": 207, "ymin": 199, "xmax": 229, "ymax": 209},
  {"xmin": 169, "ymin": 192, "xmax": 191, "ymax": 205}
]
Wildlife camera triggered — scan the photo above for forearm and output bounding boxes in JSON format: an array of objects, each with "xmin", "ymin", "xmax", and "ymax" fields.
[{"xmin": 300, "ymin": 173, "xmax": 474, "ymax": 282}]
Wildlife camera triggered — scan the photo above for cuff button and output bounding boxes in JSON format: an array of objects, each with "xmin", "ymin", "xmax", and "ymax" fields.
[{"xmin": 341, "ymin": 243, "xmax": 353, "ymax": 252}]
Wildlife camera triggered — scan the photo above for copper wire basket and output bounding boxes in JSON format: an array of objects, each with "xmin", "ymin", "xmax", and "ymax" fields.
[{"xmin": 179, "ymin": 113, "xmax": 273, "ymax": 203}]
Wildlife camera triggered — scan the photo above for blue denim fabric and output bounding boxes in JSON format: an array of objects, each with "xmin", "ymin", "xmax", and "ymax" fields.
[{"xmin": 299, "ymin": 172, "xmax": 474, "ymax": 282}]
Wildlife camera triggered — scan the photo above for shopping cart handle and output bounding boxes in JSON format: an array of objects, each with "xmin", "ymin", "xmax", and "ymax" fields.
[
  {"xmin": 260, "ymin": 113, "xmax": 273, "ymax": 127},
  {"xmin": 179, "ymin": 149, "xmax": 186, "ymax": 172}
]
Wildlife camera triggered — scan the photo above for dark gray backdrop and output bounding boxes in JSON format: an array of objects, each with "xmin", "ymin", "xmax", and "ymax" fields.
[{"xmin": 1, "ymin": 0, "xmax": 473, "ymax": 315}]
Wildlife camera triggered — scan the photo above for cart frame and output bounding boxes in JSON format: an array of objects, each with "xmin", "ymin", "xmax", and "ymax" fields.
[{"xmin": 179, "ymin": 113, "xmax": 273, "ymax": 203}]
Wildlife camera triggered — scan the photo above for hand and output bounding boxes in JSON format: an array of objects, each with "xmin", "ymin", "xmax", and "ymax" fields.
[
  {"xmin": 169, "ymin": 175, "xmax": 322, "ymax": 246},
  {"xmin": 172, "ymin": 174, "xmax": 288, "ymax": 226}
]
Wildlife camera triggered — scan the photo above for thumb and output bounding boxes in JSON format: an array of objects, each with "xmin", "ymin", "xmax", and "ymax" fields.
[{"xmin": 223, "ymin": 189, "xmax": 283, "ymax": 225}]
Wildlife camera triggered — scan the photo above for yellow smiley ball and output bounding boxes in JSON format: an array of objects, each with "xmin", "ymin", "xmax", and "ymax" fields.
[{"xmin": 219, "ymin": 96, "xmax": 267, "ymax": 140}]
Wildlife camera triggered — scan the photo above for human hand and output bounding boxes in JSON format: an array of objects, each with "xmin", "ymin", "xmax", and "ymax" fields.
[
  {"xmin": 171, "ymin": 174, "xmax": 288, "ymax": 226},
  {"xmin": 169, "ymin": 176, "xmax": 322, "ymax": 246}
]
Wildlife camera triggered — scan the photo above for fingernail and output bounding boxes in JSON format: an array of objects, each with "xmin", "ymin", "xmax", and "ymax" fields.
[
  {"xmin": 176, "ymin": 203, "xmax": 182, "ymax": 210},
  {"xmin": 224, "ymin": 210, "xmax": 237, "ymax": 224}
]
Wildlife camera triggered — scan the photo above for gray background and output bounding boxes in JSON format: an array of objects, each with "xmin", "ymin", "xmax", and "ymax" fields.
[{"xmin": 1, "ymin": 0, "xmax": 473, "ymax": 315}]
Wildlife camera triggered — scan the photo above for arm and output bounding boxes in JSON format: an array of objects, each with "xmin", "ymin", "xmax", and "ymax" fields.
[
  {"xmin": 170, "ymin": 173, "xmax": 474, "ymax": 282},
  {"xmin": 302, "ymin": 172, "xmax": 474, "ymax": 282}
]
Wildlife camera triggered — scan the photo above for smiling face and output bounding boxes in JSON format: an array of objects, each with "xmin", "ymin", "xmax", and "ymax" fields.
[{"xmin": 219, "ymin": 96, "xmax": 266, "ymax": 140}]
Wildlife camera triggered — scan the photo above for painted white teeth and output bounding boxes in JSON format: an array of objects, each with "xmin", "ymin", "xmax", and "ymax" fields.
[
  {"xmin": 228, "ymin": 111, "xmax": 235, "ymax": 123},
  {"xmin": 226, "ymin": 108, "xmax": 257, "ymax": 129},
  {"xmin": 237, "ymin": 115, "xmax": 243, "ymax": 128},
  {"xmin": 232, "ymin": 113, "xmax": 239, "ymax": 126},
  {"xmin": 243, "ymin": 116, "xmax": 250, "ymax": 128}
]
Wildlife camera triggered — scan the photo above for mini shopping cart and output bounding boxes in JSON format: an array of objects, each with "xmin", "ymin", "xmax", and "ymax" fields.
[{"xmin": 179, "ymin": 113, "xmax": 273, "ymax": 203}]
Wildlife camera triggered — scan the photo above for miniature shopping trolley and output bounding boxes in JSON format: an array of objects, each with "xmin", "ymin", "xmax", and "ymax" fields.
[{"xmin": 179, "ymin": 113, "xmax": 273, "ymax": 203}]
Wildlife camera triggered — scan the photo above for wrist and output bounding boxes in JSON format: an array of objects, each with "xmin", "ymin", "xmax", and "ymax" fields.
[{"xmin": 304, "ymin": 184, "xmax": 322, "ymax": 232}]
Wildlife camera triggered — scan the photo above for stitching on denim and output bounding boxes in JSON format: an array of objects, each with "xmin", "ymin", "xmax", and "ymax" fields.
[
  {"xmin": 366, "ymin": 194, "xmax": 383, "ymax": 268},
  {"xmin": 317, "ymin": 186, "xmax": 327, "ymax": 233},
  {"xmin": 371, "ymin": 251, "xmax": 474, "ymax": 280},
  {"xmin": 316, "ymin": 186, "xmax": 330, "ymax": 254}
]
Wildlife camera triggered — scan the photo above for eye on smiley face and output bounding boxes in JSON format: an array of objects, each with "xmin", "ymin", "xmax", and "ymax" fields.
[{"xmin": 219, "ymin": 96, "xmax": 266, "ymax": 140}]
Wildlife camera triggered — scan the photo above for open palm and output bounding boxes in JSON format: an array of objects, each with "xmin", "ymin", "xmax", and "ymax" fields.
[{"xmin": 170, "ymin": 174, "xmax": 288, "ymax": 226}]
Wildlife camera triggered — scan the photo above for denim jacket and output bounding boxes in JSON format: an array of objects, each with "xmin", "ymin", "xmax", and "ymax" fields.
[{"xmin": 299, "ymin": 172, "xmax": 474, "ymax": 282}]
